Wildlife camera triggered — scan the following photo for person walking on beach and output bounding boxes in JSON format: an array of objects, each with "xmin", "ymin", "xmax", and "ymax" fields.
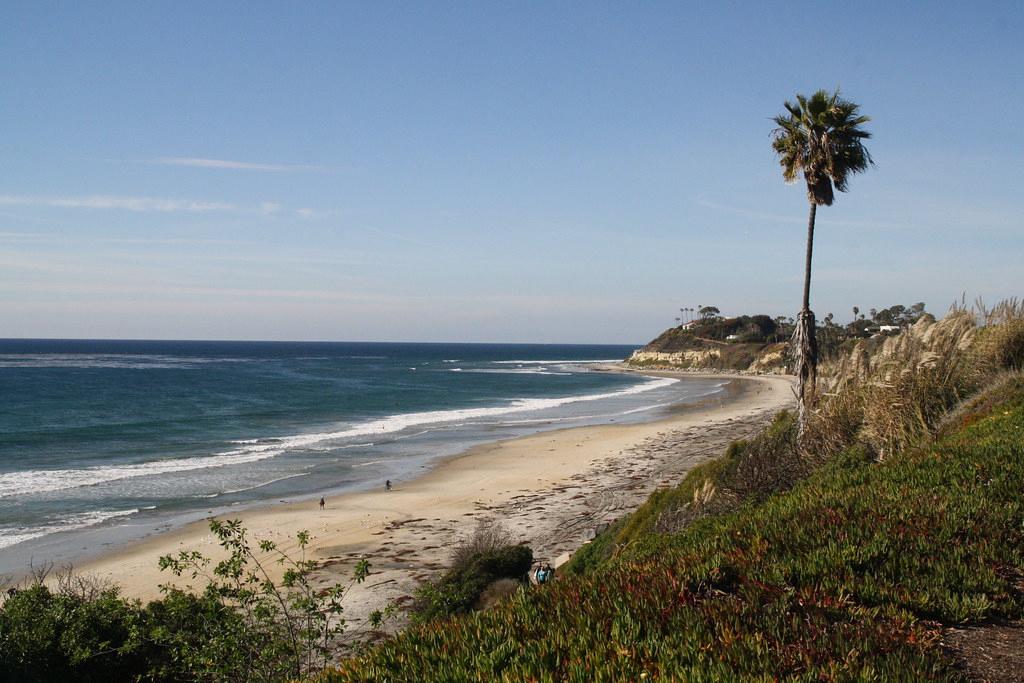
[
  {"xmin": 385, "ymin": 479, "xmax": 392, "ymax": 492},
  {"xmin": 319, "ymin": 497, "xmax": 325, "ymax": 510}
]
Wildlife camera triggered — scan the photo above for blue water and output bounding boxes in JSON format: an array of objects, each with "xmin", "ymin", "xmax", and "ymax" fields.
[{"xmin": 0, "ymin": 339, "xmax": 724, "ymax": 570}]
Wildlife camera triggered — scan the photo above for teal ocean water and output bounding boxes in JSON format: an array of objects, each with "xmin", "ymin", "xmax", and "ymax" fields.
[{"xmin": 0, "ymin": 340, "xmax": 724, "ymax": 571}]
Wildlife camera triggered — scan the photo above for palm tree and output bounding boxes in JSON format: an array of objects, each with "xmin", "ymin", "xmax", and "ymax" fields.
[{"xmin": 772, "ymin": 89, "xmax": 873, "ymax": 436}]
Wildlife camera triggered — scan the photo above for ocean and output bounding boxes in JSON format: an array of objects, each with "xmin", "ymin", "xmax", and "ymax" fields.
[{"xmin": 0, "ymin": 339, "xmax": 725, "ymax": 573}]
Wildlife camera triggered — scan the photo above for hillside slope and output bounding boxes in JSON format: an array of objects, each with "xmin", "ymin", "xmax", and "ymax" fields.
[
  {"xmin": 323, "ymin": 376, "xmax": 1024, "ymax": 681},
  {"xmin": 627, "ymin": 322, "xmax": 788, "ymax": 373}
]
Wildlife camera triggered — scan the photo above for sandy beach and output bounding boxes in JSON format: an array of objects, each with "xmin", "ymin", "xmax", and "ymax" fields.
[{"xmin": 75, "ymin": 370, "xmax": 794, "ymax": 632}]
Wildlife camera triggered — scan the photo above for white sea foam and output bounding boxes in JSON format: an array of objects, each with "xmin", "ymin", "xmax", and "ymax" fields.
[
  {"xmin": 451, "ymin": 368, "xmax": 572, "ymax": 376},
  {"xmin": 0, "ymin": 509, "xmax": 138, "ymax": 550},
  {"xmin": 619, "ymin": 401, "xmax": 675, "ymax": 415},
  {"xmin": 0, "ymin": 376, "xmax": 678, "ymax": 499},
  {"xmin": 350, "ymin": 458, "xmax": 392, "ymax": 468},
  {"xmin": 0, "ymin": 440, "xmax": 293, "ymax": 498},
  {"xmin": 219, "ymin": 472, "xmax": 309, "ymax": 496}
]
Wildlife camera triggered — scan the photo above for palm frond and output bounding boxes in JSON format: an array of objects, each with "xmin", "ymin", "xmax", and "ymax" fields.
[{"xmin": 770, "ymin": 88, "xmax": 874, "ymax": 205}]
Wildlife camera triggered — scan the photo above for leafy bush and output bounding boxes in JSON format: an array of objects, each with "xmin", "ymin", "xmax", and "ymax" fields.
[
  {"xmin": 729, "ymin": 409, "xmax": 802, "ymax": 498},
  {"xmin": 0, "ymin": 582, "xmax": 149, "ymax": 683},
  {"xmin": 0, "ymin": 521, "xmax": 377, "ymax": 683},
  {"xmin": 157, "ymin": 519, "xmax": 373, "ymax": 681},
  {"xmin": 697, "ymin": 315, "xmax": 778, "ymax": 342},
  {"xmin": 411, "ymin": 545, "xmax": 532, "ymax": 624}
]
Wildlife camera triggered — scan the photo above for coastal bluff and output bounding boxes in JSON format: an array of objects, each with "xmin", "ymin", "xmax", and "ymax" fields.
[{"xmin": 627, "ymin": 317, "xmax": 788, "ymax": 373}]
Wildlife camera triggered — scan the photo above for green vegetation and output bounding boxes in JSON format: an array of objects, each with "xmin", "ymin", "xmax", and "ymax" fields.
[
  {"xmin": 565, "ymin": 410, "xmax": 799, "ymax": 574},
  {"xmin": 321, "ymin": 400, "xmax": 1024, "ymax": 680},
  {"xmin": 649, "ymin": 315, "xmax": 780, "ymax": 347},
  {"xmin": 411, "ymin": 545, "xmax": 532, "ymax": 624},
  {"xmin": 320, "ymin": 311, "xmax": 1024, "ymax": 681},
  {"xmin": 0, "ymin": 522, "xmax": 375, "ymax": 683},
  {"xmin": 411, "ymin": 520, "xmax": 533, "ymax": 623}
]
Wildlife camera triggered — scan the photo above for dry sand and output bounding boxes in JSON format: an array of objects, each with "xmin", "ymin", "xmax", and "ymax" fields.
[{"xmin": 76, "ymin": 370, "xmax": 794, "ymax": 634}]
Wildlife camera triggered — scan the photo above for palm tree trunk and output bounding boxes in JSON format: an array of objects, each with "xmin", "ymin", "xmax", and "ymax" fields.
[
  {"xmin": 802, "ymin": 203, "xmax": 815, "ymax": 311},
  {"xmin": 792, "ymin": 202, "xmax": 819, "ymax": 439}
]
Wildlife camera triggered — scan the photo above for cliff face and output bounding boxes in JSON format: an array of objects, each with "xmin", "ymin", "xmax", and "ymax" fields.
[
  {"xmin": 626, "ymin": 325, "xmax": 788, "ymax": 373},
  {"xmin": 630, "ymin": 349, "xmax": 723, "ymax": 366}
]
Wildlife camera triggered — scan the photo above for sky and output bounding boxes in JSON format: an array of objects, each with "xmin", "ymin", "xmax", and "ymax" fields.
[{"xmin": 1, "ymin": 2, "xmax": 1022, "ymax": 344}]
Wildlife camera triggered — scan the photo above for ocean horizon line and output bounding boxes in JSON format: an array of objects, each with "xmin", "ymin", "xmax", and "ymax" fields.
[{"xmin": 0, "ymin": 337, "xmax": 646, "ymax": 347}]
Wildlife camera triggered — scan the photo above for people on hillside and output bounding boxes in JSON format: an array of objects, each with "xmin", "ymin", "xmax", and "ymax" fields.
[{"xmin": 534, "ymin": 563, "xmax": 554, "ymax": 584}]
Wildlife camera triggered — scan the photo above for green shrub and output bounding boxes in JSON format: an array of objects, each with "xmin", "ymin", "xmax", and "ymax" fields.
[
  {"xmin": 0, "ymin": 584, "xmax": 149, "ymax": 683},
  {"xmin": 411, "ymin": 545, "xmax": 532, "ymax": 623},
  {"xmin": 0, "ymin": 522, "xmax": 379, "ymax": 683},
  {"xmin": 156, "ymin": 520, "xmax": 374, "ymax": 681}
]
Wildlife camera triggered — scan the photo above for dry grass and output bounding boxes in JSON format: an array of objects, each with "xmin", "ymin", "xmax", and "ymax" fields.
[
  {"xmin": 804, "ymin": 300, "xmax": 1023, "ymax": 461},
  {"xmin": 857, "ymin": 312, "xmax": 977, "ymax": 457},
  {"xmin": 973, "ymin": 320, "xmax": 1024, "ymax": 374},
  {"xmin": 802, "ymin": 311, "xmax": 977, "ymax": 459},
  {"xmin": 449, "ymin": 519, "xmax": 516, "ymax": 571}
]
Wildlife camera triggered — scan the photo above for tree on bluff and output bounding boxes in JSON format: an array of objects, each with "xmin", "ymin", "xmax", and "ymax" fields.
[
  {"xmin": 772, "ymin": 89, "xmax": 873, "ymax": 438},
  {"xmin": 699, "ymin": 306, "xmax": 721, "ymax": 320}
]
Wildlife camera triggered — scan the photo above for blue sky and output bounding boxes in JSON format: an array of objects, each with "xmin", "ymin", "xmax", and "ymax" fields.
[{"xmin": 2, "ymin": 2, "xmax": 1021, "ymax": 343}]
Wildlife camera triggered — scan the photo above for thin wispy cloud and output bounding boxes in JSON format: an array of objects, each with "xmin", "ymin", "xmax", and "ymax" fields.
[
  {"xmin": 694, "ymin": 199, "xmax": 799, "ymax": 225},
  {"xmin": 362, "ymin": 224, "xmax": 433, "ymax": 248},
  {"xmin": 0, "ymin": 231, "xmax": 49, "ymax": 240},
  {"xmin": 694, "ymin": 198, "xmax": 903, "ymax": 231},
  {"xmin": 0, "ymin": 194, "xmax": 237, "ymax": 213},
  {"xmin": 150, "ymin": 157, "xmax": 321, "ymax": 172}
]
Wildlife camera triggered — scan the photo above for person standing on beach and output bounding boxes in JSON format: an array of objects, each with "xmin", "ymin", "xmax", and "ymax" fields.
[
  {"xmin": 319, "ymin": 497, "xmax": 325, "ymax": 510},
  {"xmin": 385, "ymin": 480, "xmax": 392, "ymax": 492}
]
